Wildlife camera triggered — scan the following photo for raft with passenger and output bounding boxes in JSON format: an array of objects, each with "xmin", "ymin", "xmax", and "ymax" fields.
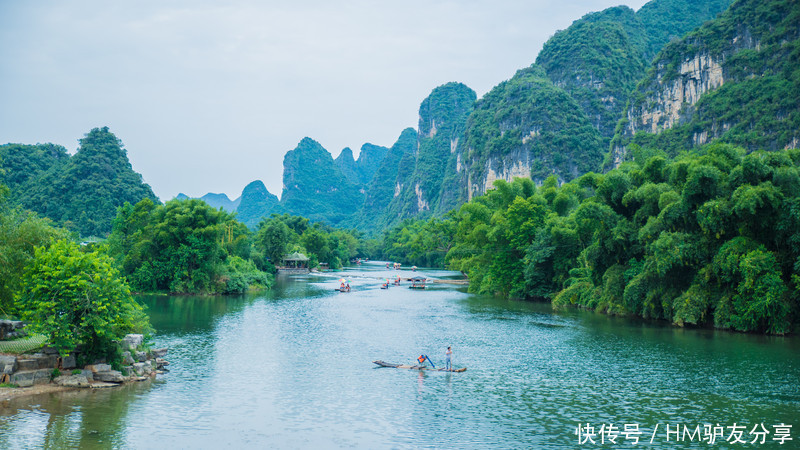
[{"xmin": 372, "ymin": 360, "xmax": 466, "ymax": 372}]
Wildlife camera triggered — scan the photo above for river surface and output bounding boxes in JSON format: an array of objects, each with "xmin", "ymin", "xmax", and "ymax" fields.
[{"xmin": 1, "ymin": 262, "xmax": 798, "ymax": 448}]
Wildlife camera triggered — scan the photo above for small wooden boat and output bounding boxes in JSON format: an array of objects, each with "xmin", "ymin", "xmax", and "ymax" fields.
[
  {"xmin": 334, "ymin": 288, "xmax": 351, "ymax": 292},
  {"xmin": 372, "ymin": 360, "xmax": 466, "ymax": 372},
  {"xmin": 409, "ymin": 277, "xmax": 427, "ymax": 289}
]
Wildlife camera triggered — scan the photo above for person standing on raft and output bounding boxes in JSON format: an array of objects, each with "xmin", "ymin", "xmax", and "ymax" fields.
[{"xmin": 445, "ymin": 346, "xmax": 452, "ymax": 370}]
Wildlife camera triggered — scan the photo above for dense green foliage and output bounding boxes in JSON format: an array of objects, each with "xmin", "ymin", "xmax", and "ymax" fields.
[
  {"xmin": 255, "ymin": 213, "xmax": 365, "ymax": 270},
  {"xmin": 537, "ymin": 0, "xmax": 733, "ymax": 146},
  {"xmin": 18, "ymin": 240, "xmax": 151, "ymax": 361},
  {"xmin": 0, "ymin": 143, "xmax": 69, "ymax": 193},
  {"xmin": 0, "ymin": 186, "xmax": 69, "ymax": 315},
  {"xmin": 537, "ymin": 7, "xmax": 647, "ymax": 139},
  {"xmin": 109, "ymin": 198, "xmax": 271, "ymax": 294},
  {"xmin": 1, "ymin": 178, "xmax": 153, "ymax": 362},
  {"xmin": 377, "ymin": 217, "xmax": 456, "ymax": 268},
  {"xmin": 616, "ymin": 0, "xmax": 799, "ymax": 159},
  {"xmin": 380, "ymin": 145, "xmax": 800, "ymax": 334},
  {"xmin": 464, "ymin": 66, "xmax": 604, "ymax": 184},
  {"xmin": 636, "ymin": 0, "xmax": 734, "ymax": 60},
  {"xmin": 2, "ymin": 127, "xmax": 159, "ymax": 237}
]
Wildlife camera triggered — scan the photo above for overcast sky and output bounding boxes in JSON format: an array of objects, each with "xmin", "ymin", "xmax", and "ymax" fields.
[{"xmin": 1, "ymin": 0, "xmax": 649, "ymax": 201}]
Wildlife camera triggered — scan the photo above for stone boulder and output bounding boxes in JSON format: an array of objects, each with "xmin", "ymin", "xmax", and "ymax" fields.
[
  {"xmin": 16, "ymin": 358, "xmax": 40, "ymax": 371},
  {"xmin": 122, "ymin": 351, "xmax": 136, "ymax": 365},
  {"xmin": 18, "ymin": 353, "xmax": 59, "ymax": 370},
  {"xmin": 41, "ymin": 346, "xmax": 60, "ymax": 355},
  {"xmin": 121, "ymin": 334, "xmax": 143, "ymax": 351},
  {"xmin": 10, "ymin": 369, "xmax": 51, "ymax": 387},
  {"xmin": 94, "ymin": 370, "xmax": 126, "ymax": 383},
  {"xmin": 0, "ymin": 355, "xmax": 17, "ymax": 374},
  {"xmin": 151, "ymin": 348, "xmax": 168, "ymax": 358},
  {"xmin": 61, "ymin": 354, "xmax": 77, "ymax": 370},
  {"xmin": 132, "ymin": 362, "xmax": 146, "ymax": 376},
  {"xmin": 0, "ymin": 320, "xmax": 24, "ymax": 339},
  {"xmin": 54, "ymin": 374, "xmax": 90, "ymax": 388},
  {"xmin": 86, "ymin": 363, "xmax": 112, "ymax": 373},
  {"xmin": 155, "ymin": 358, "xmax": 170, "ymax": 370}
]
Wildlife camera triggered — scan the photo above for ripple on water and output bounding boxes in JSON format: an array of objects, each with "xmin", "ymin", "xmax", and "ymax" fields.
[{"xmin": 2, "ymin": 263, "xmax": 798, "ymax": 448}]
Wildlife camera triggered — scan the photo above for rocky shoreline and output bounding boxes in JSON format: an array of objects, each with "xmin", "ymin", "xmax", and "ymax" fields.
[{"xmin": 0, "ymin": 333, "xmax": 168, "ymax": 397}]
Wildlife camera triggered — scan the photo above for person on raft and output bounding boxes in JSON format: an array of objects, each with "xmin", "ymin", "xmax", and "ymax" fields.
[
  {"xmin": 345, "ymin": 282, "xmax": 351, "ymax": 292},
  {"xmin": 445, "ymin": 346, "xmax": 452, "ymax": 370}
]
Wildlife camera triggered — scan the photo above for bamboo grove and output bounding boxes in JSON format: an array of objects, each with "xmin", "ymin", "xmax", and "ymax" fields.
[{"xmin": 379, "ymin": 144, "xmax": 800, "ymax": 334}]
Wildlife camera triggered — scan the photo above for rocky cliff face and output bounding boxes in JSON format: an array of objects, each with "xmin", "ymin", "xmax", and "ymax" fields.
[
  {"xmin": 391, "ymin": 82, "xmax": 476, "ymax": 219},
  {"xmin": 617, "ymin": 49, "xmax": 727, "ymax": 143},
  {"xmin": 536, "ymin": 7, "xmax": 648, "ymax": 140},
  {"xmin": 458, "ymin": 66, "xmax": 603, "ymax": 199},
  {"xmin": 611, "ymin": 0, "xmax": 800, "ymax": 164}
]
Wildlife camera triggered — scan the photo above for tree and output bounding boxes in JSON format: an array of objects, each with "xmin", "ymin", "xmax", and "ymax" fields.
[
  {"xmin": 0, "ymin": 185, "xmax": 67, "ymax": 315},
  {"xmin": 256, "ymin": 218, "xmax": 293, "ymax": 264},
  {"xmin": 18, "ymin": 240, "xmax": 151, "ymax": 362}
]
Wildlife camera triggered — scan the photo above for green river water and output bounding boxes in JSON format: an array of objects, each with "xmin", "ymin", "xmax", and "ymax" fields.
[{"xmin": 1, "ymin": 262, "xmax": 798, "ymax": 448}]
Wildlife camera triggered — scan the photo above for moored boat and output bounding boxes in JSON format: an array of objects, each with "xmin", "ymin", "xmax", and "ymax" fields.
[{"xmin": 409, "ymin": 277, "xmax": 427, "ymax": 289}]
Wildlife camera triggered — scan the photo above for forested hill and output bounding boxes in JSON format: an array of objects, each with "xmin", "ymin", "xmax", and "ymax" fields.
[
  {"xmin": 193, "ymin": 0, "xmax": 738, "ymax": 232},
  {"xmin": 334, "ymin": 143, "xmax": 390, "ymax": 186},
  {"xmin": 278, "ymin": 137, "xmax": 364, "ymax": 225},
  {"xmin": 8, "ymin": 0, "xmax": 788, "ymax": 236},
  {"xmin": 235, "ymin": 180, "xmax": 280, "ymax": 228},
  {"xmin": 611, "ymin": 0, "xmax": 800, "ymax": 165},
  {"xmin": 0, "ymin": 127, "xmax": 158, "ymax": 237},
  {"xmin": 175, "ymin": 192, "xmax": 241, "ymax": 214}
]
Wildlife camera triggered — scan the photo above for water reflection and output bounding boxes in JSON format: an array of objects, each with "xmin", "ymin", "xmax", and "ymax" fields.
[{"xmin": 1, "ymin": 262, "xmax": 798, "ymax": 448}]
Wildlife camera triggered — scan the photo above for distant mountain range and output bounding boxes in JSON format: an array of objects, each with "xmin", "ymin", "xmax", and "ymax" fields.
[{"xmin": 4, "ymin": 0, "xmax": 797, "ymax": 237}]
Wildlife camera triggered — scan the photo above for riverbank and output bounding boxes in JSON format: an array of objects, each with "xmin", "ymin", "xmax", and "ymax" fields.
[{"xmin": 0, "ymin": 383, "xmax": 77, "ymax": 402}]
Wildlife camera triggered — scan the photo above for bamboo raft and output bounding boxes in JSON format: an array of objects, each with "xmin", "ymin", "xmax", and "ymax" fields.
[{"xmin": 373, "ymin": 360, "xmax": 467, "ymax": 372}]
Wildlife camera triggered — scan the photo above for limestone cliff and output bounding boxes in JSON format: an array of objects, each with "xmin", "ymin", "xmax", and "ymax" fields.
[
  {"xmin": 458, "ymin": 66, "xmax": 604, "ymax": 200},
  {"xmin": 390, "ymin": 82, "xmax": 475, "ymax": 219},
  {"xmin": 611, "ymin": 0, "xmax": 800, "ymax": 164},
  {"xmin": 346, "ymin": 128, "xmax": 417, "ymax": 230}
]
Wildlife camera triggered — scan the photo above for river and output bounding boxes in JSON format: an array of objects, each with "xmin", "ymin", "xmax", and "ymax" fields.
[{"xmin": 1, "ymin": 262, "xmax": 798, "ymax": 448}]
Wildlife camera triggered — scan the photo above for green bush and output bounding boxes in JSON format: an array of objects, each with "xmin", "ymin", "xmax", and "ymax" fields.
[{"xmin": 18, "ymin": 240, "xmax": 152, "ymax": 362}]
